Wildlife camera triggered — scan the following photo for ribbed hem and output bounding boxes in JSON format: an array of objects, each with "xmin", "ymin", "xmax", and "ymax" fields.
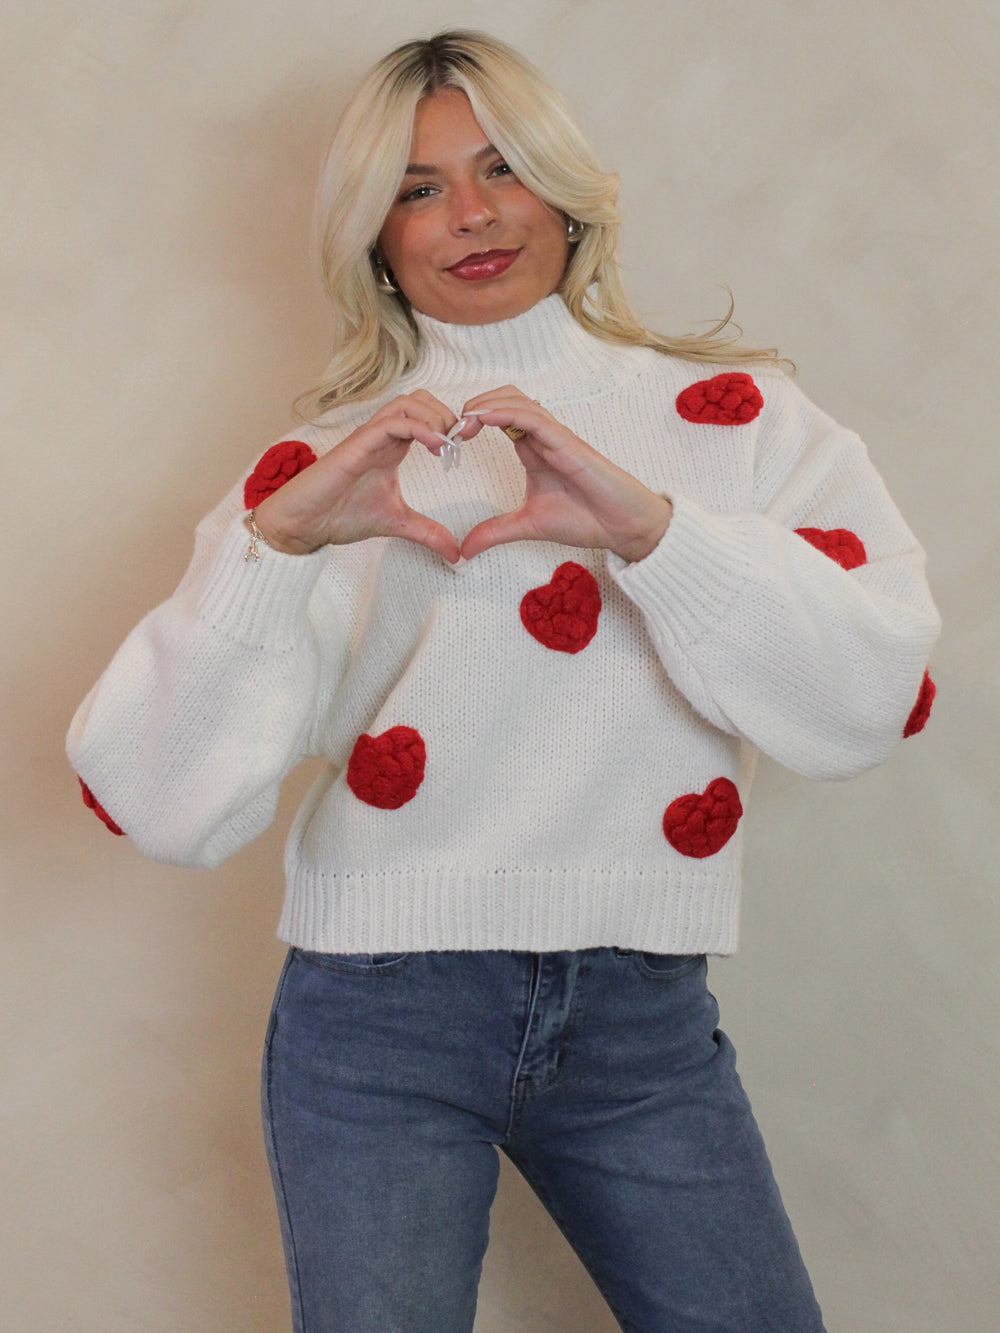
[
  {"xmin": 276, "ymin": 863, "xmax": 742, "ymax": 956},
  {"xmin": 195, "ymin": 517, "xmax": 330, "ymax": 650}
]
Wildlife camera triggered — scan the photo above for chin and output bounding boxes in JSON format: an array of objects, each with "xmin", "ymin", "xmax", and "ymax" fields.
[{"xmin": 440, "ymin": 283, "xmax": 556, "ymax": 326}]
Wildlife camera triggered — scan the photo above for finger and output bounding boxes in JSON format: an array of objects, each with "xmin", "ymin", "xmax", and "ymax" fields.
[
  {"xmin": 452, "ymin": 412, "xmax": 483, "ymax": 437},
  {"xmin": 464, "ymin": 403, "xmax": 567, "ymax": 450},
  {"xmin": 448, "ymin": 413, "xmax": 485, "ymax": 442},
  {"xmin": 369, "ymin": 392, "xmax": 458, "ymax": 438},
  {"xmin": 462, "ymin": 386, "xmax": 545, "ymax": 423},
  {"xmin": 461, "ymin": 509, "xmax": 540, "ymax": 560},
  {"xmin": 406, "ymin": 419, "xmax": 476, "ymax": 458},
  {"xmin": 461, "ymin": 384, "xmax": 531, "ymax": 412},
  {"xmin": 409, "ymin": 388, "xmax": 458, "ymax": 416},
  {"xmin": 391, "ymin": 507, "xmax": 462, "ymax": 564},
  {"xmin": 397, "ymin": 388, "xmax": 458, "ymax": 420},
  {"xmin": 351, "ymin": 413, "xmax": 451, "ymax": 460},
  {"xmin": 461, "ymin": 395, "xmax": 538, "ymax": 424},
  {"xmin": 422, "ymin": 413, "xmax": 485, "ymax": 462}
]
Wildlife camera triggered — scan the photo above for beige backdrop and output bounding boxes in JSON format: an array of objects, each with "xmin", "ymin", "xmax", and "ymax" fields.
[{"xmin": 2, "ymin": 2, "xmax": 997, "ymax": 1329}]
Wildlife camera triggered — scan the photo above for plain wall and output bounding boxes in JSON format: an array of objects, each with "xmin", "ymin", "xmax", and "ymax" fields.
[{"xmin": 2, "ymin": 2, "xmax": 997, "ymax": 1329}]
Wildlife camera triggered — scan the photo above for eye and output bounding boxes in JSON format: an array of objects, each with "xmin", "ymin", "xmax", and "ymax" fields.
[
  {"xmin": 399, "ymin": 183, "xmax": 438, "ymax": 203},
  {"xmin": 488, "ymin": 160, "xmax": 513, "ymax": 178}
]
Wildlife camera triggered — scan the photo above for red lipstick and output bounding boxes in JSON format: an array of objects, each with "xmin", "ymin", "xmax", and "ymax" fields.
[{"xmin": 446, "ymin": 249, "xmax": 520, "ymax": 281}]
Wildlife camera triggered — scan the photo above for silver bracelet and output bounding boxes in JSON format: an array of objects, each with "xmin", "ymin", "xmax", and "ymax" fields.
[{"xmin": 244, "ymin": 509, "xmax": 270, "ymax": 563}]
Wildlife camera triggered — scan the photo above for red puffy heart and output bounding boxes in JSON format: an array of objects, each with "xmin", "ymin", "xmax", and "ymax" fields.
[
  {"xmin": 676, "ymin": 373, "xmax": 764, "ymax": 425},
  {"xmin": 795, "ymin": 526, "xmax": 867, "ymax": 571},
  {"xmin": 244, "ymin": 439, "xmax": 318, "ymax": 508},
  {"xmin": 79, "ymin": 777, "xmax": 125, "ymax": 836},
  {"xmin": 520, "ymin": 562, "xmax": 602, "ymax": 653},
  {"xmin": 347, "ymin": 726, "xmax": 426, "ymax": 809},
  {"xmin": 903, "ymin": 670, "xmax": 936, "ymax": 738},
  {"xmin": 663, "ymin": 777, "xmax": 743, "ymax": 858}
]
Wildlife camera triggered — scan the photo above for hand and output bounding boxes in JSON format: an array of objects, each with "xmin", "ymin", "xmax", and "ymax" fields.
[
  {"xmin": 252, "ymin": 391, "xmax": 475, "ymax": 564},
  {"xmin": 458, "ymin": 387, "xmax": 673, "ymax": 562}
]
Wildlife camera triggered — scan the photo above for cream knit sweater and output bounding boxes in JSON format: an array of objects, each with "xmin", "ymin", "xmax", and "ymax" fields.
[{"xmin": 67, "ymin": 296, "xmax": 940, "ymax": 954}]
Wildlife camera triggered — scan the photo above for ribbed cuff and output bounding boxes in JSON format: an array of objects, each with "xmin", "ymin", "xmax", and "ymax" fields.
[
  {"xmin": 195, "ymin": 515, "xmax": 330, "ymax": 649},
  {"xmin": 607, "ymin": 493, "xmax": 754, "ymax": 648}
]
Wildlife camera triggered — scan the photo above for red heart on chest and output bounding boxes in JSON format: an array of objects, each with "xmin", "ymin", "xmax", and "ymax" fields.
[
  {"xmin": 520, "ymin": 562, "xmax": 602, "ymax": 653},
  {"xmin": 663, "ymin": 777, "xmax": 743, "ymax": 858},
  {"xmin": 676, "ymin": 373, "xmax": 764, "ymax": 425},
  {"xmin": 795, "ymin": 526, "xmax": 867, "ymax": 570},
  {"xmin": 347, "ymin": 726, "xmax": 426, "ymax": 809}
]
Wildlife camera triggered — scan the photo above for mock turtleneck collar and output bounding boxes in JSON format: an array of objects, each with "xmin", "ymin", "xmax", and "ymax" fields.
[{"xmin": 402, "ymin": 294, "xmax": 647, "ymax": 407}]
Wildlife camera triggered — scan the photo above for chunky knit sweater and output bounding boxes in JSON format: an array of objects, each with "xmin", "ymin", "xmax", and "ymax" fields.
[{"xmin": 67, "ymin": 295, "xmax": 940, "ymax": 954}]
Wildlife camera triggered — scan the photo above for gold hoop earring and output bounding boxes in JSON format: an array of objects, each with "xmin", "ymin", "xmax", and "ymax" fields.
[{"xmin": 373, "ymin": 261, "xmax": 397, "ymax": 294}]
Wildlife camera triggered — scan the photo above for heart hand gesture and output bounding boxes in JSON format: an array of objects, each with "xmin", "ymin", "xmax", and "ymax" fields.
[{"xmin": 458, "ymin": 387, "xmax": 672, "ymax": 563}]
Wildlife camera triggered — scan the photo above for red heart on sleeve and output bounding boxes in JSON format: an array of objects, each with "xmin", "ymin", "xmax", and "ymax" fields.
[
  {"xmin": 520, "ymin": 562, "xmax": 602, "ymax": 653},
  {"xmin": 795, "ymin": 527, "xmax": 867, "ymax": 570},
  {"xmin": 244, "ymin": 440, "xmax": 318, "ymax": 508},
  {"xmin": 663, "ymin": 778, "xmax": 743, "ymax": 858},
  {"xmin": 79, "ymin": 777, "xmax": 125, "ymax": 836},
  {"xmin": 903, "ymin": 670, "xmax": 936, "ymax": 738},
  {"xmin": 347, "ymin": 726, "xmax": 426, "ymax": 809}
]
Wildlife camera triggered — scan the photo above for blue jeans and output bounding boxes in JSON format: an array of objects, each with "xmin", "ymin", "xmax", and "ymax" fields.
[{"xmin": 262, "ymin": 948, "xmax": 825, "ymax": 1332}]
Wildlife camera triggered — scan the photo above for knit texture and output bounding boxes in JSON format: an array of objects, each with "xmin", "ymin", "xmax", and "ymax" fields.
[{"xmin": 67, "ymin": 296, "xmax": 940, "ymax": 954}]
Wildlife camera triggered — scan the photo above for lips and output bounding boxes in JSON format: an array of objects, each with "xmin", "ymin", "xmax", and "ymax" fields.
[{"xmin": 446, "ymin": 249, "xmax": 520, "ymax": 280}]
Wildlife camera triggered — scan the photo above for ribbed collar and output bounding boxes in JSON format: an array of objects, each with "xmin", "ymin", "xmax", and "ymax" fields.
[{"xmin": 402, "ymin": 294, "xmax": 646, "ymax": 406}]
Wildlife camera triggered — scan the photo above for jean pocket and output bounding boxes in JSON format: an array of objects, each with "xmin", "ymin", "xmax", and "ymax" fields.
[
  {"xmin": 294, "ymin": 949, "xmax": 411, "ymax": 976},
  {"xmin": 623, "ymin": 950, "xmax": 705, "ymax": 982}
]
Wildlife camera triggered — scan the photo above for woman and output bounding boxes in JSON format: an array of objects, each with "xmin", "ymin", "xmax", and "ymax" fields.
[{"xmin": 68, "ymin": 30, "xmax": 940, "ymax": 1333}]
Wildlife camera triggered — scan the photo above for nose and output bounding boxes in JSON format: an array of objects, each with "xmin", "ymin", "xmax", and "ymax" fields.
[{"xmin": 450, "ymin": 181, "xmax": 497, "ymax": 234}]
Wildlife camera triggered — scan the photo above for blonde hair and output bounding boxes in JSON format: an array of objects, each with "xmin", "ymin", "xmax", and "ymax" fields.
[{"xmin": 305, "ymin": 30, "xmax": 780, "ymax": 413}]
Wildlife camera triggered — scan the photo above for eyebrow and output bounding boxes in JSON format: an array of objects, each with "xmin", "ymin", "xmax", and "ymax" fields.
[{"xmin": 402, "ymin": 144, "xmax": 500, "ymax": 175}]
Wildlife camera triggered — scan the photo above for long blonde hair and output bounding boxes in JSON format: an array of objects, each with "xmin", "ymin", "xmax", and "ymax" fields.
[{"xmin": 305, "ymin": 30, "xmax": 780, "ymax": 413}]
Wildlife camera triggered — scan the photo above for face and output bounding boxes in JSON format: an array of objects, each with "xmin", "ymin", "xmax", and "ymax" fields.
[{"xmin": 376, "ymin": 87, "xmax": 570, "ymax": 325}]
